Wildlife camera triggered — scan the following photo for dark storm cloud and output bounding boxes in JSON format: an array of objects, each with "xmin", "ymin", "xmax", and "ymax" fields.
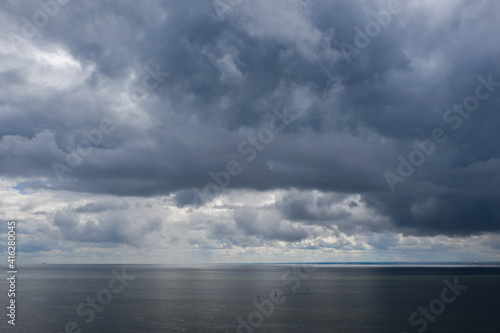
[
  {"xmin": 1, "ymin": 0, "xmax": 500, "ymax": 239},
  {"xmin": 276, "ymin": 191, "xmax": 351, "ymax": 224},
  {"xmin": 275, "ymin": 190, "xmax": 394, "ymax": 236},
  {"xmin": 173, "ymin": 189, "xmax": 198, "ymax": 208},
  {"xmin": 363, "ymin": 192, "xmax": 500, "ymax": 237}
]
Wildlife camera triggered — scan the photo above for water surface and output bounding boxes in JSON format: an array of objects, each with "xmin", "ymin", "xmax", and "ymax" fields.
[{"xmin": 1, "ymin": 265, "xmax": 499, "ymax": 332}]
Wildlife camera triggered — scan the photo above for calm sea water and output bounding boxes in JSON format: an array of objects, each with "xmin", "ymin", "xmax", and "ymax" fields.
[{"xmin": 1, "ymin": 265, "xmax": 499, "ymax": 332}]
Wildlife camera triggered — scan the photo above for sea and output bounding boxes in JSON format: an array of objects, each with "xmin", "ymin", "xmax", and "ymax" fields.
[{"xmin": 1, "ymin": 264, "xmax": 499, "ymax": 332}]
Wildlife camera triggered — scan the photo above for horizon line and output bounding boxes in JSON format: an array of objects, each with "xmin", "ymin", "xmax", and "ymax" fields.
[{"xmin": 7, "ymin": 261, "xmax": 500, "ymax": 266}]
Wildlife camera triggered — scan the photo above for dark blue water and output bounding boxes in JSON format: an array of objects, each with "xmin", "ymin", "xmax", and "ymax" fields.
[{"xmin": 1, "ymin": 265, "xmax": 499, "ymax": 332}]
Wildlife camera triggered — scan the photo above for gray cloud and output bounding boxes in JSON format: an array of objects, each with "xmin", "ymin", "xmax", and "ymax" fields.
[
  {"xmin": 234, "ymin": 208, "xmax": 309, "ymax": 242},
  {"xmin": 73, "ymin": 201, "xmax": 130, "ymax": 213},
  {"xmin": 1, "ymin": 0, "xmax": 500, "ymax": 261}
]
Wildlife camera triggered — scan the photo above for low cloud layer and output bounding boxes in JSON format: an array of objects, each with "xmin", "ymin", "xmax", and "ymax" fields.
[{"xmin": 1, "ymin": 0, "xmax": 499, "ymax": 263}]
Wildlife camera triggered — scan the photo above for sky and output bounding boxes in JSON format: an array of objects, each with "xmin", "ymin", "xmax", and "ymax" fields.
[{"xmin": 1, "ymin": 0, "xmax": 499, "ymax": 264}]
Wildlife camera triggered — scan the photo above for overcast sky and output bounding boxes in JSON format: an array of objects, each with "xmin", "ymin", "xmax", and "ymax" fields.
[{"xmin": 1, "ymin": 0, "xmax": 499, "ymax": 264}]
